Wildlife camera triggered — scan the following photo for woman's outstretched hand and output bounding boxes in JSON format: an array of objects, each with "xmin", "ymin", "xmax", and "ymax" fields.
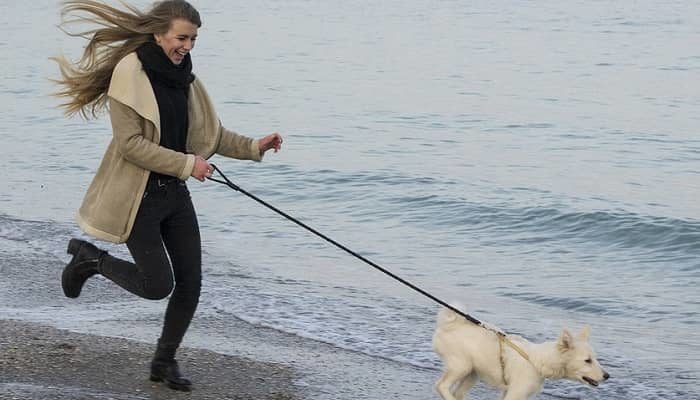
[{"xmin": 259, "ymin": 132, "xmax": 283, "ymax": 156}]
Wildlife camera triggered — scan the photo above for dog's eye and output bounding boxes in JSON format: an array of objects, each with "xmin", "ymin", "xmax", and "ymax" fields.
[{"xmin": 585, "ymin": 358, "xmax": 592, "ymax": 363}]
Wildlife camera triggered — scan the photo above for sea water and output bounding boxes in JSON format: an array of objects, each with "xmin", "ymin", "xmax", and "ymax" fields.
[{"xmin": 1, "ymin": 1, "xmax": 698, "ymax": 399}]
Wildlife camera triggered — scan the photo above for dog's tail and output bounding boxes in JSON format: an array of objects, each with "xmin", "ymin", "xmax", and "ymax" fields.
[{"xmin": 436, "ymin": 303, "xmax": 469, "ymax": 328}]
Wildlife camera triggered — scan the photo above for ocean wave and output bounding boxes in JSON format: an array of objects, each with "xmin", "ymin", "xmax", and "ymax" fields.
[
  {"xmin": 252, "ymin": 166, "xmax": 699, "ymax": 261},
  {"xmin": 380, "ymin": 195, "xmax": 700, "ymax": 258},
  {"xmin": 499, "ymin": 291, "xmax": 649, "ymax": 318},
  {"xmin": 224, "ymin": 165, "xmax": 699, "ymax": 264}
]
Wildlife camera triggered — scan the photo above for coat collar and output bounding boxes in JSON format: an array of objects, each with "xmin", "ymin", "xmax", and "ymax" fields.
[
  {"xmin": 106, "ymin": 52, "xmax": 224, "ymax": 160},
  {"xmin": 107, "ymin": 52, "xmax": 161, "ymax": 134}
]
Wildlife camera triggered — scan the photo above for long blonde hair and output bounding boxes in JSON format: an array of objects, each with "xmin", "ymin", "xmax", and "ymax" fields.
[{"xmin": 52, "ymin": 0, "xmax": 201, "ymax": 118}]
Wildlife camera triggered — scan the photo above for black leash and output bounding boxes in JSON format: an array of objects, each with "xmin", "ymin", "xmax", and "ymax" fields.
[{"xmin": 207, "ymin": 164, "xmax": 497, "ymax": 333}]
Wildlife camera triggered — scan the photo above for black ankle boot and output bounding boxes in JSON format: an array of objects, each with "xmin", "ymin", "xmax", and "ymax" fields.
[
  {"xmin": 62, "ymin": 238, "xmax": 105, "ymax": 298},
  {"xmin": 150, "ymin": 359, "xmax": 192, "ymax": 391}
]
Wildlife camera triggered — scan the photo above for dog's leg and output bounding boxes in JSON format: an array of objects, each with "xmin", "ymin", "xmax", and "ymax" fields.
[
  {"xmin": 435, "ymin": 367, "xmax": 469, "ymax": 400},
  {"xmin": 452, "ymin": 372, "xmax": 478, "ymax": 399}
]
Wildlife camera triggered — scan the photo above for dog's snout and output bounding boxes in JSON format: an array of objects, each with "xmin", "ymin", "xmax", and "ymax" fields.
[{"xmin": 603, "ymin": 371, "xmax": 610, "ymax": 380}]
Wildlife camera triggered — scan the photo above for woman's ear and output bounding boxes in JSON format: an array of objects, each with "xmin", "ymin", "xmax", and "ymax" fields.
[{"xmin": 153, "ymin": 33, "xmax": 162, "ymax": 44}]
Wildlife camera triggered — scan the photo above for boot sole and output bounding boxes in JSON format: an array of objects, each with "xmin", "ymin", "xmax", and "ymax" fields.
[
  {"xmin": 67, "ymin": 238, "xmax": 82, "ymax": 256},
  {"xmin": 62, "ymin": 256, "xmax": 80, "ymax": 298},
  {"xmin": 63, "ymin": 239, "xmax": 95, "ymax": 299},
  {"xmin": 150, "ymin": 375, "xmax": 192, "ymax": 392}
]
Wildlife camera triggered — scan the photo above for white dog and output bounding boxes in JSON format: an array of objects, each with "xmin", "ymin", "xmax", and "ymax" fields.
[{"xmin": 433, "ymin": 307, "xmax": 609, "ymax": 400}]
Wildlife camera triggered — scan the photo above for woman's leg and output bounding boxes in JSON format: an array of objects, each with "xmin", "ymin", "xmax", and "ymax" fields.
[
  {"xmin": 148, "ymin": 183, "xmax": 201, "ymax": 391},
  {"xmin": 64, "ymin": 184, "xmax": 175, "ymax": 300},
  {"xmin": 156, "ymin": 183, "xmax": 202, "ymax": 351},
  {"xmin": 97, "ymin": 192, "xmax": 175, "ymax": 300}
]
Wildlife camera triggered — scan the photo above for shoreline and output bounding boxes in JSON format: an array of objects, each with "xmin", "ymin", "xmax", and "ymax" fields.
[
  {"xmin": 0, "ymin": 239, "xmax": 443, "ymax": 400},
  {"xmin": 0, "ymin": 319, "xmax": 302, "ymax": 400}
]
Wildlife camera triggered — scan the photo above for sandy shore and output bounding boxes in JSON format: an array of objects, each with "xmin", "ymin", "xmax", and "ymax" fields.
[
  {"xmin": 0, "ymin": 238, "xmax": 447, "ymax": 400},
  {"xmin": 0, "ymin": 319, "xmax": 302, "ymax": 400}
]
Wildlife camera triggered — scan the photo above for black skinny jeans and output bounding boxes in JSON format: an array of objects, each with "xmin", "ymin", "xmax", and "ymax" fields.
[{"xmin": 99, "ymin": 176, "xmax": 201, "ymax": 350}]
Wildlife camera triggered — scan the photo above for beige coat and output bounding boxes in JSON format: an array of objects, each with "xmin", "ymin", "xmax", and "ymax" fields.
[{"xmin": 77, "ymin": 52, "xmax": 262, "ymax": 243}]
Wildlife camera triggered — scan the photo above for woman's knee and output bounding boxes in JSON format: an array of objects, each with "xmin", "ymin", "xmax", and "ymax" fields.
[
  {"xmin": 173, "ymin": 278, "xmax": 201, "ymax": 301},
  {"xmin": 143, "ymin": 279, "xmax": 174, "ymax": 300}
]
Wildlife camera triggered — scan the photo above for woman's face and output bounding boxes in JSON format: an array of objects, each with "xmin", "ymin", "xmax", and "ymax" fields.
[{"xmin": 154, "ymin": 18, "xmax": 198, "ymax": 65}]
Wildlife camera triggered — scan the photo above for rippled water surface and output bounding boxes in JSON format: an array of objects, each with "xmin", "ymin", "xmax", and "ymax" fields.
[{"xmin": 1, "ymin": 1, "xmax": 699, "ymax": 399}]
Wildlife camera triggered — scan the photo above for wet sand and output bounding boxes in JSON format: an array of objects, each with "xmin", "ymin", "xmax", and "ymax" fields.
[{"xmin": 0, "ymin": 319, "xmax": 302, "ymax": 400}]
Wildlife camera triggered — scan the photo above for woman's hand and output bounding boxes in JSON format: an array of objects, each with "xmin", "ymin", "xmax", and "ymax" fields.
[
  {"xmin": 191, "ymin": 155, "xmax": 213, "ymax": 182},
  {"xmin": 258, "ymin": 132, "xmax": 283, "ymax": 156}
]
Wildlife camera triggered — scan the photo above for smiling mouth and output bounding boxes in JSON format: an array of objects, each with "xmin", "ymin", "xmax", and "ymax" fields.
[
  {"xmin": 582, "ymin": 376, "xmax": 599, "ymax": 387},
  {"xmin": 172, "ymin": 53, "xmax": 185, "ymax": 64}
]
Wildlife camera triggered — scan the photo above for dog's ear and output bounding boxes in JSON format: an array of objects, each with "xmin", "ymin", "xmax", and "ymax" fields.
[
  {"xmin": 557, "ymin": 329, "xmax": 574, "ymax": 352},
  {"xmin": 578, "ymin": 325, "xmax": 591, "ymax": 341}
]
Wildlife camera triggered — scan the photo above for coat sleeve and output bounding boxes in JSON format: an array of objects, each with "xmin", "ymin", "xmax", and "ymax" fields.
[
  {"xmin": 216, "ymin": 124, "xmax": 263, "ymax": 162},
  {"xmin": 109, "ymin": 98, "xmax": 196, "ymax": 180}
]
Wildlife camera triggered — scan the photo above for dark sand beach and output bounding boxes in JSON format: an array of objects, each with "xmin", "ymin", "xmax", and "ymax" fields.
[{"xmin": 0, "ymin": 319, "xmax": 301, "ymax": 400}]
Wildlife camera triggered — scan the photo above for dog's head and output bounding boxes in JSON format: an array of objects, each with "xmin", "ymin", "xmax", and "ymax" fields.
[{"xmin": 557, "ymin": 326, "xmax": 610, "ymax": 387}]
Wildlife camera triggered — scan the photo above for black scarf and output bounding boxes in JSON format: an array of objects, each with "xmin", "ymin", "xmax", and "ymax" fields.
[
  {"xmin": 136, "ymin": 41, "xmax": 194, "ymax": 88},
  {"xmin": 136, "ymin": 42, "xmax": 193, "ymax": 178}
]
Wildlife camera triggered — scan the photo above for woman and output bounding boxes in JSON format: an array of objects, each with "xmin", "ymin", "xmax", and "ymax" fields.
[{"xmin": 53, "ymin": 0, "xmax": 283, "ymax": 391}]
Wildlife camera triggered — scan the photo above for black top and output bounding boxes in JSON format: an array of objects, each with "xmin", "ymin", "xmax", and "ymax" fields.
[{"xmin": 136, "ymin": 41, "xmax": 195, "ymax": 180}]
